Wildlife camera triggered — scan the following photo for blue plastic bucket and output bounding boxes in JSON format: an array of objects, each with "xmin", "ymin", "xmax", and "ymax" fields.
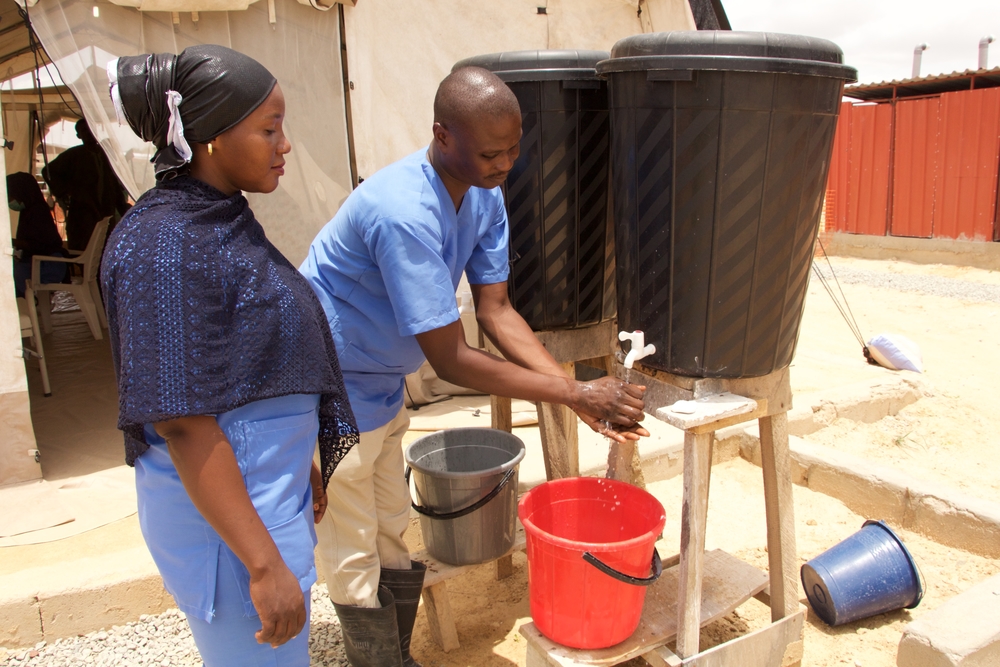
[{"xmin": 801, "ymin": 520, "xmax": 923, "ymax": 626}]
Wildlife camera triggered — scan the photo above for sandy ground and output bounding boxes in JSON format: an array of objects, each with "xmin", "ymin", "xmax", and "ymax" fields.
[
  {"xmin": 7, "ymin": 256, "xmax": 1000, "ymax": 665},
  {"xmin": 402, "ymin": 459, "xmax": 1000, "ymax": 667},
  {"xmin": 796, "ymin": 257, "xmax": 1000, "ymax": 505},
  {"xmin": 400, "ymin": 256, "xmax": 1000, "ymax": 667}
]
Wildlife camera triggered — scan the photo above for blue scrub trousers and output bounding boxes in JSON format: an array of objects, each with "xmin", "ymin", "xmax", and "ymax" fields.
[
  {"xmin": 136, "ymin": 394, "xmax": 321, "ymax": 667},
  {"xmin": 186, "ymin": 554, "xmax": 312, "ymax": 667}
]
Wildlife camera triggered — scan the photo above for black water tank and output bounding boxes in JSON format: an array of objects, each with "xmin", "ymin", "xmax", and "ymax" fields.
[
  {"xmin": 453, "ymin": 50, "xmax": 615, "ymax": 331},
  {"xmin": 597, "ymin": 32, "xmax": 857, "ymax": 377}
]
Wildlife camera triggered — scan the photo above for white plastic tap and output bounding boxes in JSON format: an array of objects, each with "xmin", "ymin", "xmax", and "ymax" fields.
[{"xmin": 619, "ymin": 330, "xmax": 656, "ymax": 369}]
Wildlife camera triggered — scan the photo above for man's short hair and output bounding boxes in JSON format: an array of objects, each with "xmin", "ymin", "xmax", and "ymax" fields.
[{"xmin": 434, "ymin": 67, "xmax": 520, "ymax": 132}]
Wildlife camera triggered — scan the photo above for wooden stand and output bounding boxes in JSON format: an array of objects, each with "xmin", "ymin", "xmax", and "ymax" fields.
[
  {"xmin": 416, "ymin": 323, "xmax": 805, "ymax": 665},
  {"xmin": 521, "ymin": 363, "xmax": 805, "ymax": 667},
  {"xmin": 418, "ymin": 321, "xmax": 619, "ymax": 651}
]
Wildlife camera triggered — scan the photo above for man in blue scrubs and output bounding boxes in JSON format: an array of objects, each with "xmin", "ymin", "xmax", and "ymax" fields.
[{"xmin": 301, "ymin": 67, "xmax": 647, "ymax": 667}]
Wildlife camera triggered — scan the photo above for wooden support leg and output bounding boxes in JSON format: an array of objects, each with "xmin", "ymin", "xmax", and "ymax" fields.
[
  {"xmin": 491, "ymin": 394, "xmax": 513, "ymax": 433},
  {"xmin": 676, "ymin": 430, "xmax": 713, "ymax": 659},
  {"xmin": 536, "ymin": 362, "xmax": 578, "ymax": 480},
  {"xmin": 421, "ymin": 581, "xmax": 460, "ymax": 652},
  {"xmin": 495, "ymin": 553, "xmax": 514, "ymax": 580},
  {"xmin": 759, "ymin": 412, "xmax": 799, "ymax": 621},
  {"xmin": 606, "ymin": 439, "xmax": 634, "ymax": 482}
]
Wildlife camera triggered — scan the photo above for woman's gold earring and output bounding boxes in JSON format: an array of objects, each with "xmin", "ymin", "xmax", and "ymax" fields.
[{"xmin": 207, "ymin": 142, "xmax": 213, "ymax": 156}]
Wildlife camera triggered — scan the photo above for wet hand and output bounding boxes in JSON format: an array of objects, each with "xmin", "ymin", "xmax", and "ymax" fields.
[
  {"xmin": 578, "ymin": 411, "xmax": 650, "ymax": 442},
  {"xmin": 571, "ymin": 377, "xmax": 647, "ymax": 434},
  {"xmin": 250, "ymin": 563, "xmax": 306, "ymax": 648}
]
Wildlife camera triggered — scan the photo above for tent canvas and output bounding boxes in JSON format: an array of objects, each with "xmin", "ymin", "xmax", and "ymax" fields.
[{"xmin": 0, "ymin": 0, "xmax": 701, "ymax": 485}]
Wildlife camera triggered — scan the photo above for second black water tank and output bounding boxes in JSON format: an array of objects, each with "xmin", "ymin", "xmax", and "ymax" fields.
[
  {"xmin": 598, "ymin": 32, "xmax": 857, "ymax": 377},
  {"xmin": 453, "ymin": 50, "xmax": 615, "ymax": 331}
]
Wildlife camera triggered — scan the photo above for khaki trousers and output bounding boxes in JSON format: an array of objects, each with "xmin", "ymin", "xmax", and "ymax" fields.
[{"xmin": 315, "ymin": 407, "xmax": 412, "ymax": 607}]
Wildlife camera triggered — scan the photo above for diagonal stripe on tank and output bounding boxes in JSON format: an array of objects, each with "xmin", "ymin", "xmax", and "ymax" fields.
[
  {"xmin": 578, "ymin": 110, "xmax": 609, "ymax": 146},
  {"xmin": 745, "ymin": 118, "xmax": 813, "ymax": 372},
  {"xmin": 540, "ymin": 113, "xmax": 579, "ymax": 193},
  {"xmin": 706, "ymin": 114, "xmax": 770, "ymax": 369},
  {"xmin": 776, "ymin": 118, "xmax": 836, "ymax": 357}
]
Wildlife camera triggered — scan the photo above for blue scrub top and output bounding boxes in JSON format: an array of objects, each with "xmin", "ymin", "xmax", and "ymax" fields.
[
  {"xmin": 300, "ymin": 147, "xmax": 510, "ymax": 432},
  {"xmin": 135, "ymin": 394, "xmax": 320, "ymax": 623}
]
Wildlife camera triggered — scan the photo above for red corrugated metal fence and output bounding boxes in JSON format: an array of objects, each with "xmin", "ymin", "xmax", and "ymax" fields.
[{"xmin": 825, "ymin": 87, "xmax": 1000, "ymax": 241}]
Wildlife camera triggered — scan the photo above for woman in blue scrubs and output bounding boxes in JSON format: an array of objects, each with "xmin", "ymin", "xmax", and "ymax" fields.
[{"xmin": 101, "ymin": 45, "xmax": 358, "ymax": 666}]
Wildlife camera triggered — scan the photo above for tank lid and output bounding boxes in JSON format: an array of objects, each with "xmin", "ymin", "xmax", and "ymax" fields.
[
  {"xmin": 597, "ymin": 31, "xmax": 857, "ymax": 82},
  {"xmin": 454, "ymin": 49, "xmax": 609, "ymax": 82}
]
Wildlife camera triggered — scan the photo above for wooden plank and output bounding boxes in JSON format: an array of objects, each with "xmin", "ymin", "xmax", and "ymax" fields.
[
  {"xmin": 616, "ymin": 365, "xmax": 792, "ymax": 418},
  {"xmin": 535, "ymin": 320, "xmax": 617, "ymax": 365},
  {"xmin": 519, "ymin": 549, "xmax": 768, "ymax": 666},
  {"xmin": 676, "ymin": 431, "xmax": 713, "ymax": 658},
  {"xmin": 687, "ymin": 400, "xmax": 767, "ymax": 436},
  {"xmin": 526, "ymin": 641, "xmax": 557, "ymax": 667},
  {"xmin": 413, "ymin": 524, "xmax": 526, "ymax": 588},
  {"xmin": 643, "ymin": 646, "xmax": 683, "ymax": 667},
  {"xmin": 655, "ymin": 393, "xmax": 759, "ymax": 431},
  {"xmin": 537, "ymin": 361, "xmax": 579, "ymax": 480},
  {"xmin": 421, "ymin": 581, "xmax": 460, "ymax": 652},
  {"xmin": 492, "ymin": 394, "xmax": 513, "ymax": 433},
  {"xmin": 605, "ymin": 439, "xmax": 635, "ymax": 483},
  {"xmin": 759, "ymin": 412, "xmax": 799, "ymax": 621},
  {"xmin": 682, "ymin": 608, "xmax": 805, "ymax": 667},
  {"xmin": 496, "ymin": 554, "xmax": 514, "ymax": 580}
]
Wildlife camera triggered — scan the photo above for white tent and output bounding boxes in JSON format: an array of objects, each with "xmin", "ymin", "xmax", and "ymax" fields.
[{"xmin": 0, "ymin": 0, "xmax": 706, "ymax": 485}]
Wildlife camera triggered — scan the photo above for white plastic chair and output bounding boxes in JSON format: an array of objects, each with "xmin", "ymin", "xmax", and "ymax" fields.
[
  {"xmin": 18, "ymin": 291, "xmax": 52, "ymax": 396},
  {"xmin": 30, "ymin": 218, "xmax": 109, "ymax": 341}
]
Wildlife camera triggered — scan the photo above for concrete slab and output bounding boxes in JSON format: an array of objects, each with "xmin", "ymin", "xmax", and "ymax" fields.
[
  {"xmin": 825, "ymin": 232, "xmax": 1000, "ymax": 272},
  {"xmin": 739, "ymin": 435, "xmax": 1000, "ymax": 559},
  {"xmin": 897, "ymin": 573, "xmax": 1000, "ymax": 667}
]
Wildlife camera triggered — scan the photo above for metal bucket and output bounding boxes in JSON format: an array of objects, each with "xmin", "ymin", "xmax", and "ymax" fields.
[{"xmin": 405, "ymin": 428, "xmax": 526, "ymax": 565}]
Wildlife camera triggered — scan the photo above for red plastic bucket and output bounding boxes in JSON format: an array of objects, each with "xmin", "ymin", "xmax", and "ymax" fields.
[{"xmin": 518, "ymin": 477, "xmax": 666, "ymax": 649}]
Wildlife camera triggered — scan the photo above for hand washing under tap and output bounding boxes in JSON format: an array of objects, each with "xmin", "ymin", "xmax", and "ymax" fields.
[{"xmin": 618, "ymin": 330, "xmax": 656, "ymax": 369}]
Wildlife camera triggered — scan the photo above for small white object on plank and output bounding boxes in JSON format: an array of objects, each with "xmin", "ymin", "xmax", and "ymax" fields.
[{"xmin": 655, "ymin": 392, "xmax": 758, "ymax": 430}]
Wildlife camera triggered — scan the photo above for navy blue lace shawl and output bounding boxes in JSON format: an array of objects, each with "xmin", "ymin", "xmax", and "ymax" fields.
[{"xmin": 101, "ymin": 176, "xmax": 358, "ymax": 486}]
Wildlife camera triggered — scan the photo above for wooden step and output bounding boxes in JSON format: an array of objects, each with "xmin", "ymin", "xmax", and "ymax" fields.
[{"xmin": 520, "ymin": 549, "xmax": 769, "ymax": 666}]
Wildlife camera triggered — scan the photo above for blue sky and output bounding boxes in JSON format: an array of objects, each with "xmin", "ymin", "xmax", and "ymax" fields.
[{"xmin": 722, "ymin": 0, "xmax": 1000, "ymax": 84}]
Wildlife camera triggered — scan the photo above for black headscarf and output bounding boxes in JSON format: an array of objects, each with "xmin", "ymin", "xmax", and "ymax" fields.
[
  {"xmin": 103, "ymin": 46, "xmax": 358, "ymax": 486},
  {"xmin": 112, "ymin": 44, "xmax": 277, "ymax": 180}
]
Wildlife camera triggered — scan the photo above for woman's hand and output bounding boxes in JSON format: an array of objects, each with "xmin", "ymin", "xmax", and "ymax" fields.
[
  {"xmin": 310, "ymin": 462, "xmax": 328, "ymax": 524},
  {"xmin": 250, "ymin": 561, "xmax": 307, "ymax": 647},
  {"xmin": 570, "ymin": 378, "xmax": 648, "ymax": 442}
]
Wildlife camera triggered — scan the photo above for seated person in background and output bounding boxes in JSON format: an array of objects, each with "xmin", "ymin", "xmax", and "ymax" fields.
[
  {"xmin": 8, "ymin": 172, "xmax": 66, "ymax": 297},
  {"xmin": 42, "ymin": 119, "xmax": 129, "ymax": 250}
]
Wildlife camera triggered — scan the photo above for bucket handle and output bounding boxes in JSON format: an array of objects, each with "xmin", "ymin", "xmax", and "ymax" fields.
[
  {"xmin": 404, "ymin": 466, "xmax": 516, "ymax": 521},
  {"xmin": 582, "ymin": 548, "xmax": 663, "ymax": 587}
]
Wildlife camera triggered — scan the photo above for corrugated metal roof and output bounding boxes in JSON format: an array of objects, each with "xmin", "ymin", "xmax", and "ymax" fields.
[{"xmin": 845, "ymin": 67, "xmax": 1000, "ymax": 101}]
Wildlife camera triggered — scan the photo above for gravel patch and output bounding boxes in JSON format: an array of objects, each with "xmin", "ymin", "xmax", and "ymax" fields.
[
  {"xmin": 813, "ymin": 261, "xmax": 1000, "ymax": 304},
  {"xmin": 0, "ymin": 587, "xmax": 348, "ymax": 667}
]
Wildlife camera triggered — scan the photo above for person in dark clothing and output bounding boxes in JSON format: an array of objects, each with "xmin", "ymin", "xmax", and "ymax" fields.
[
  {"xmin": 8, "ymin": 172, "xmax": 66, "ymax": 297},
  {"xmin": 42, "ymin": 119, "xmax": 129, "ymax": 250}
]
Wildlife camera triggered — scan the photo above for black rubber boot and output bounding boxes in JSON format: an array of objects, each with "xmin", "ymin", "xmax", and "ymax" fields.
[
  {"xmin": 332, "ymin": 586, "xmax": 404, "ymax": 667},
  {"xmin": 379, "ymin": 560, "xmax": 427, "ymax": 667}
]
